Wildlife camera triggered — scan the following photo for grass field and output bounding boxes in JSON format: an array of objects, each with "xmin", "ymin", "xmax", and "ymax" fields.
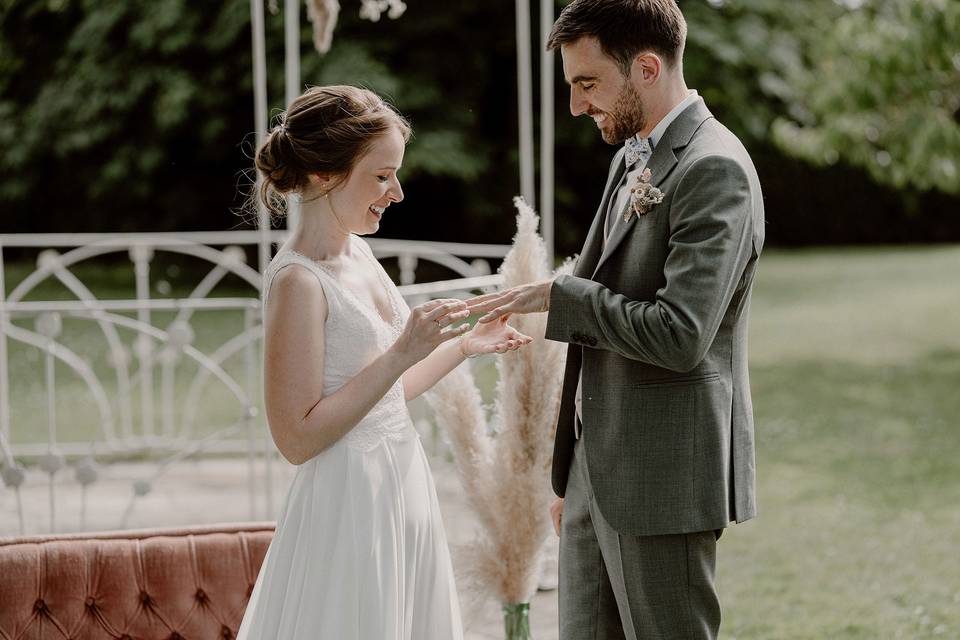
[
  {"xmin": 719, "ymin": 245, "xmax": 960, "ymax": 639},
  {"xmin": 3, "ymin": 245, "xmax": 960, "ymax": 637},
  {"xmin": 2, "ymin": 261, "xmax": 260, "ymax": 448}
]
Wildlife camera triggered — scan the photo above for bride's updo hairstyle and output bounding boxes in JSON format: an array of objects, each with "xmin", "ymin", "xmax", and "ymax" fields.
[{"xmin": 255, "ymin": 85, "xmax": 411, "ymax": 218}]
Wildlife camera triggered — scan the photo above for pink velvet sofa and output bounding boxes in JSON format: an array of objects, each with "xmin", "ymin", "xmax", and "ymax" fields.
[{"xmin": 0, "ymin": 522, "xmax": 275, "ymax": 640}]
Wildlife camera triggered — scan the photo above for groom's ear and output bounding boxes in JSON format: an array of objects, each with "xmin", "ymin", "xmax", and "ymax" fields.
[{"xmin": 631, "ymin": 52, "xmax": 662, "ymax": 86}]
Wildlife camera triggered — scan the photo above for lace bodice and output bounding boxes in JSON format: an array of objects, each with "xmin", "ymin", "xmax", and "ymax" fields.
[{"xmin": 262, "ymin": 235, "xmax": 415, "ymax": 452}]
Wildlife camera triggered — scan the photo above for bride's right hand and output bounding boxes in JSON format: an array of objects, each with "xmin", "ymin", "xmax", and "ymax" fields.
[{"xmin": 390, "ymin": 298, "xmax": 470, "ymax": 365}]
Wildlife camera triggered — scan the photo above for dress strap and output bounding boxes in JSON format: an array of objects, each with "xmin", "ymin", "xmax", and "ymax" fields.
[{"xmin": 262, "ymin": 251, "xmax": 342, "ymax": 315}]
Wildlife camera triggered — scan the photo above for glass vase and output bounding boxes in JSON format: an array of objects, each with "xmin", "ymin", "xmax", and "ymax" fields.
[{"xmin": 502, "ymin": 602, "xmax": 532, "ymax": 640}]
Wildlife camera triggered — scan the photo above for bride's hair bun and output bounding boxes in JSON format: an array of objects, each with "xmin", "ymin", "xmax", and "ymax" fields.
[{"xmin": 255, "ymin": 85, "xmax": 411, "ymax": 219}]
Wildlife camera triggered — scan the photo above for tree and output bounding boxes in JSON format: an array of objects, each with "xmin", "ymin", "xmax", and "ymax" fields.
[
  {"xmin": 0, "ymin": 0, "xmax": 517, "ymax": 237},
  {"xmin": 681, "ymin": 0, "xmax": 843, "ymax": 146},
  {"xmin": 0, "ymin": 0, "xmax": 255, "ymax": 230},
  {"xmin": 771, "ymin": 0, "xmax": 960, "ymax": 194},
  {"xmin": 1, "ymin": 0, "xmax": 956, "ymax": 247}
]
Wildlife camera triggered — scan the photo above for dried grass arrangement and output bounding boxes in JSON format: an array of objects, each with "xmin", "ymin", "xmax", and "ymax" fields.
[
  {"xmin": 427, "ymin": 197, "xmax": 573, "ymax": 632},
  {"xmin": 306, "ymin": 0, "xmax": 340, "ymax": 54},
  {"xmin": 305, "ymin": 0, "xmax": 408, "ymax": 54}
]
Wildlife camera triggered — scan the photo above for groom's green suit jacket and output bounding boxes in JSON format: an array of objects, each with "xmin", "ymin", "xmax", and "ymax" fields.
[{"xmin": 546, "ymin": 98, "xmax": 764, "ymax": 537}]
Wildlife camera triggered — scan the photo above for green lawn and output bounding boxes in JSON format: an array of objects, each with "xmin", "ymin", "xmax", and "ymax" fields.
[
  {"xmin": 3, "ymin": 246, "xmax": 960, "ymax": 637},
  {"xmin": 719, "ymin": 245, "xmax": 960, "ymax": 639},
  {"xmin": 2, "ymin": 261, "xmax": 259, "ymax": 448}
]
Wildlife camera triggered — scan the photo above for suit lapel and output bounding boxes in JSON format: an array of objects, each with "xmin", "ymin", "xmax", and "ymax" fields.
[
  {"xmin": 591, "ymin": 98, "xmax": 714, "ymax": 278},
  {"xmin": 576, "ymin": 148, "xmax": 627, "ymax": 278}
]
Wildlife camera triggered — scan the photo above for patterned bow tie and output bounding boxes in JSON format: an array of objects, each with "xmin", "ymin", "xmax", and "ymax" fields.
[{"xmin": 624, "ymin": 136, "xmax": 652, "ymax": 168}]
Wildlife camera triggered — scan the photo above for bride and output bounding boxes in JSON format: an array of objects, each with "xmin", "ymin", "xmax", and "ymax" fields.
[{"xmin": 237, "ymin": 85, "xmax": 530, "ymax": 639}]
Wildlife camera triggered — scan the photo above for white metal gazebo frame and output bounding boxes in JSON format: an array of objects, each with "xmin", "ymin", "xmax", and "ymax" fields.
[
  {"xmin": 0, "ymin": 1, "xmax": 558, "ymax": 536},
  {"xmin": 249, "ymin": 0, "xmax": 557, "ymax": 269}
]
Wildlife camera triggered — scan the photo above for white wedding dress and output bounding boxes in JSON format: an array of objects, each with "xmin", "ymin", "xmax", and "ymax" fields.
[{"xmin": 237, "ymin": 235, "xmax": 463, "ymax": 639}]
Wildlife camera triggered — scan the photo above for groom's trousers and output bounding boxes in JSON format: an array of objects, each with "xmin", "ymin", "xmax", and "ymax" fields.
[{"xmin": 559, "ymin": 435, "xmax": 721, "ymax": 640}]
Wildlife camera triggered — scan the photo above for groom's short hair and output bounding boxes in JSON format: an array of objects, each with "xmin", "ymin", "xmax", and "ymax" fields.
[{"xmin": 547, "ymin": 0, "xmax": 687, "ymax": 75}]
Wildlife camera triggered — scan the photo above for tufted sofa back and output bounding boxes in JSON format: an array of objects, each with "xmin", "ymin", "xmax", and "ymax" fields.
[{"xmin": 0, "ymin": 522, "xmax": 275, "ymax": 640}]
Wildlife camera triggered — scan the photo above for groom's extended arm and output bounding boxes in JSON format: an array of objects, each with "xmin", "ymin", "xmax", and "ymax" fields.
[{"xmin": 547, "ymin": 154, "xmax": 755, "ymax": 372}]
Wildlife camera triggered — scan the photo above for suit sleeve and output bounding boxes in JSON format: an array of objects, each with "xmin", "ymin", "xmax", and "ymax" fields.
[{"xmin": 545, "ymin": 154, "xmax": 755, "ymax": 373}]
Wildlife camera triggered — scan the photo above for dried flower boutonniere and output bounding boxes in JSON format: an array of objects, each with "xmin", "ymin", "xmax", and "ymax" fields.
[{"xmin": 625, "ymin": 167, "xmax": 664, "ymax": 222}]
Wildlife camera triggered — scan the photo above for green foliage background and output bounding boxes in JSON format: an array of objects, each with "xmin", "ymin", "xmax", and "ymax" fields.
[
  {"xmin": 1, "ymin": 0, "xmax": 958, "ymax": 252},
  {"xmin": 772, "ymin": 0, "xmax": 960, "ymax": 194}
]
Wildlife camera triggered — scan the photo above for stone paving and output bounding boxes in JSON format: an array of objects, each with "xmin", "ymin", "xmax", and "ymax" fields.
[{"xmin": 0, "ymin": 455, "xmax": 559, "ymax": 640}]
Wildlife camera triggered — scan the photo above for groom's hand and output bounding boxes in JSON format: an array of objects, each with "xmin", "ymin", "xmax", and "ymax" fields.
[
  {"xmin": 465, "ymin": 279, "xmax": 553, "ymax": 323},
  {"xmin": 550, "ymin": 497, "xmax": 563, "ymax": 537}
]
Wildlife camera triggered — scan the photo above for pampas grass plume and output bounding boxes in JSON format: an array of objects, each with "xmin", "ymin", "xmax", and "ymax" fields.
[
  {"xmin": 427, "ymin": 197, "xmax": 573, "ymax": 608},
  {"xmin": 306, "ymin": 0, "xmax": 339, "ymax": 54}
]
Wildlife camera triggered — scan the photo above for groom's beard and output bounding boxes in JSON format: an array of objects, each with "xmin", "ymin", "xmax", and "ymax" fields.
[{"xmin": 596, "ymin": 81, "xmax": 647, "ymax": 145}]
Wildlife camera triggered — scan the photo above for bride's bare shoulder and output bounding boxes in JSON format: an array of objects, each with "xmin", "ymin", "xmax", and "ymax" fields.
[
  {"xmin": 266, "ymin": 261, "xmax": 329, "ymax": 319},
  {"xmin": 270, "ymin": 259, "xmax": 323, "ymax": 286}
]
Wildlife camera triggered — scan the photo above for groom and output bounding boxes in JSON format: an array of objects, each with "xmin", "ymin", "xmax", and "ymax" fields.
[{"xmin": 467, "ymin": 1, "xmax": 764, "ymax": 637}]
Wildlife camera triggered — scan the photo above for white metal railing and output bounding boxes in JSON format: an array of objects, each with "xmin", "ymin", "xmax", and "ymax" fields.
[{"xmin": 0, "ymin": 231, "xmax": 507, "ymax": 535}]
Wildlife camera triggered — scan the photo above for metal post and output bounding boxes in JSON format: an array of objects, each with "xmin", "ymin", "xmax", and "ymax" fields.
[
  {"xmin": 251, "ymin": 2, "xmax": 273, "ymax": 517},
  {"xmin": 251, "ymin": 0, "xmax": 272, "ymax": 278},
  {"xmin": 44, "ymin": 342, "xmax": 56, "ymax": 532},
  {"xmin": 1, "ymin": 244, "xmax": 23, "ymax": 533},
  {"xmin": 246, "ymin": 408, "xmax": 257, "ymax": 521},
  {"xmin": 284, "ymin": 0, "xmax": 302, "ymax": 234},
  {"xmin": 0, "ymin": 242, "xmax": 10, "ymax": 448},
  {"xmin": 515, "ymin": 0, "xmax": 536, "ymax": 207},
  {"xmin": 131, "ymin": 247, "xmax": 155, "ymax": 439},
  {"xmin": 161, "ymin": 347, "xmax": 176, "ymax": 439},
  {"xmin": 242, "ymin": 306, "xmax": 259, "ymax": 519},
  {"xmin": 540, "ymin": 0, "xmax": 555, "ymax": 266}
]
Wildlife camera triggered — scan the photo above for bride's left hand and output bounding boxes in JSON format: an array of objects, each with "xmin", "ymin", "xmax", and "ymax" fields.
[{"xmin": 460, "ymin": 314, "xmax": 533, "ymax": 356}]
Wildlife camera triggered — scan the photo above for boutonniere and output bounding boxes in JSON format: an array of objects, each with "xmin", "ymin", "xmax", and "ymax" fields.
[{"xmin": 625, "ymin": 167, "xmax": 664, "ymax": 222}]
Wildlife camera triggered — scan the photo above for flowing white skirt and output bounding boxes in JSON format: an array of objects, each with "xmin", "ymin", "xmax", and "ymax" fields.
[{"xmin": 237, "ymin": 426, "xmax": 463, "ymax": 639}]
